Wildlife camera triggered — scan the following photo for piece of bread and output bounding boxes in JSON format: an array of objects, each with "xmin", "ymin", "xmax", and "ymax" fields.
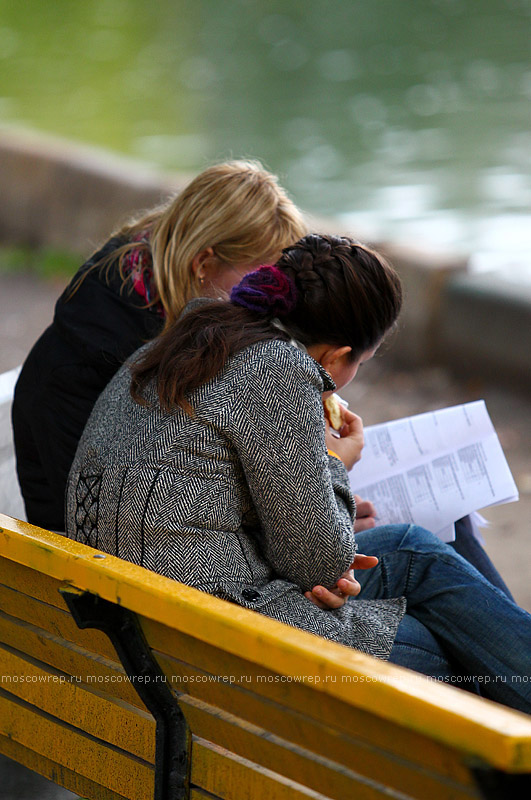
[{"xmin": 324, "ymin": 394, "xmax": 344, "ymax": 430}]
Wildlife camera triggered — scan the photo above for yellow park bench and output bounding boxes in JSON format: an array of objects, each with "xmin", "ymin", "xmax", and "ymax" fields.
[{"xmin": 0, "ymin": 513, "xmax": 530, "ymax": 800}]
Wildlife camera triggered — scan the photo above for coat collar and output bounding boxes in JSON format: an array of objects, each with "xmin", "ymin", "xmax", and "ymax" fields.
[
  {"xmin": 270, "ymin": 317, "xmax": 336, "ymax": 393},
  {"xmin": 308, "ymin": 356, "xmax": 336, "ymax": 392},
  {"xmin": 284, "ymin": 340, "xmax": 336, "ymax": 393}
]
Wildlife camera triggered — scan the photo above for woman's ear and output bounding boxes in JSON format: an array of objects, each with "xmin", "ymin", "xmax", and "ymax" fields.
[
  {"xmin": 319, "ymin": 346, "xmax": 352, "ymax": 372},
  {"xmin": 191, "ymin": 247, "xmax": 216, "ymax": 281}
]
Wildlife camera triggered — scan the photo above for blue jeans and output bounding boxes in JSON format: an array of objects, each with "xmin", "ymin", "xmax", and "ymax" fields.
[
  {"xmin": 451, "ymin": 516, "xmax": 514, "ymax": 599},
  {"xmin": 390, "ymin": 615, "xmax": 459, "ymax": 680},
  {"xmin": 355, "ymin": 525, "xmax": 531, "ymax": 714}
]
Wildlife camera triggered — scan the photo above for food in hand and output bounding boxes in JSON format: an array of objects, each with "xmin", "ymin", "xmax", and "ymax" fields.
[{"xmin": 324, "ymin": 394, "xmax": 344, "ymax": 430}]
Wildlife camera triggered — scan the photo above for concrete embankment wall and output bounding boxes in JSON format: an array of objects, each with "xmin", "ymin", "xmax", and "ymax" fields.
[{"xmin": 1, "ymin": 126, "xmax": 529, "ymax": 390}]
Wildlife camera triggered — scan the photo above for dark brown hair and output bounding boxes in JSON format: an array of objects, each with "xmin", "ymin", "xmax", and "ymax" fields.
[{"xmin": 131, "ymin": 234, "xmax": 402, "ymax": 413}]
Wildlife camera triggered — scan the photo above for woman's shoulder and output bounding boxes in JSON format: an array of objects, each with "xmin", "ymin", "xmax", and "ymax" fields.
[
  {"xmin": 52, "ymin": 236, "xmax": 163, "ymax": 362},
  {"xmin": 230, "ymin": 339, "xmax": 335, "ymax": 393},
  {"xmin": 63, "ymin": 235, "xmax": 128, "ymax": 292}
]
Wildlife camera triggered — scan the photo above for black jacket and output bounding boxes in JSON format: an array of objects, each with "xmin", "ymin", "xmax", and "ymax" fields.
[{"xmin": 12, "ymin": 238, "xmax": 164, "ymax": 530}]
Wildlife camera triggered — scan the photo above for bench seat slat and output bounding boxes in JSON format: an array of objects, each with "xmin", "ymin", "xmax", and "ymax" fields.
[
  {"xmin": 0, "ymin": 644, "xmax": 155, "ymax": 762},
  {"xmin": 180, "ymin": 694, "xmax": 478, "ymax": 800},
  {"xmin": 0, "ymin": 611, "xmax": 145, "ymax": 708},
  {"xmin": 0, "ymin": 690, "xmax": 154, "ymax": 800}
]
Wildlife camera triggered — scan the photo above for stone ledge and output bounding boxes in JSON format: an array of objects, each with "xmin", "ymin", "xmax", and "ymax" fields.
[
  {"xmin": 375, "ymin": 241, "xmax": 468, "ymax": 366},
  {"xmin": 0, "ymin": 125, "xmax": 187, "ymax": 255},
  {"xmin": 439, "ymin": 272, "xmax": 531, "ymax": 391}
]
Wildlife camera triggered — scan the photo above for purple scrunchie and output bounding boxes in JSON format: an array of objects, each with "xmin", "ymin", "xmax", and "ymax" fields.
[{"xmin": 230, "ymin": 265, "xmax": 297, "ymax": 315}]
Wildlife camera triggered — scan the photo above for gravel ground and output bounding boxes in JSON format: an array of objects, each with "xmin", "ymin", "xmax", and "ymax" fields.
[{"xmin": 0, "ymin": 269, "xmax": 530, "ymax": 798}]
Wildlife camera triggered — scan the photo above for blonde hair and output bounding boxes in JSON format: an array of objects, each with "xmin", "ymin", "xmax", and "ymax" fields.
[{"xmin": 87, "ymin": 160, "xmax": 307, "ymax": 328}]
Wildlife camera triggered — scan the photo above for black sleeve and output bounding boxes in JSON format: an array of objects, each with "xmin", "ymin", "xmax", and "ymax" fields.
[
  {"xmin": 12, "ymin": 239, "xmax": 163, "ymax": 530},
  {"xmin": 12, "ymin": 328, "xmax": 120, "ymax": 530}
]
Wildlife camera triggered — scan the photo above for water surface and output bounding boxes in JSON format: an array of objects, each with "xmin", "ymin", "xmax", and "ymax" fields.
[{"xmin": 1, "ymin": 0, "xmax": 530, "ymax": 278}]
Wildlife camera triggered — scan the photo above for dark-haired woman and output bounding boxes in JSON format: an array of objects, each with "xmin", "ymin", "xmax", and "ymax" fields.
[{"xmin": 66, "ymin": 235, "xmax": 531, "ymax": 713}]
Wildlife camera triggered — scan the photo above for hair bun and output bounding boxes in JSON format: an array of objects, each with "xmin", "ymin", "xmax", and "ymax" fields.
[{"xmin": 230, "ymin": 266, "xmax": 297, "ymax": 315}]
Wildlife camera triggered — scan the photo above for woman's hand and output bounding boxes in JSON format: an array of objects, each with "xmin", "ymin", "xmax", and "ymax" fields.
[
  {"xmin": 325, "ymin": 408, "xmax": 364, "ymax": 471},
  {"xmin": 305, "ymin": 553, "xmax": 379, "ymax": 609},
  {"xmin": 353, "ymin": 495, "xmax": 377, "ymax": 532}
]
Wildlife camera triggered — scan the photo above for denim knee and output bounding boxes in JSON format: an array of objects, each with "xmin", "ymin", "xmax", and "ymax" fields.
[
  {"xmin": 355, "ymin": 524, "xmax": 415, "ymax": 557},
  {"xmin": 389, "ymin": 614, "xmax": 454, "ymax": 679},
  {"xmin": 397, "ymin": 524, "xmax": 454, "ymax": 554},
  {"xmin": 356, "ymin": 523, "xmax": 453, "ymax": 559}
]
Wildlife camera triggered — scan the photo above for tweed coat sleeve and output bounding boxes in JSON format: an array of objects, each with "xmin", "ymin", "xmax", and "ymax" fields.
[{"xmin": 230, "ymin": 343, "xmax": 357, "ymax": 593}]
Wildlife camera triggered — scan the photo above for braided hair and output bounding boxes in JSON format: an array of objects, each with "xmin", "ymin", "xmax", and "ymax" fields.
[
  {"xmin": 274, "ymin": 234, "xmax": 401, "ymax": 355},
  {"xmin": 131, "ymin": 234, "xmax": 402, "ymax": 413}
]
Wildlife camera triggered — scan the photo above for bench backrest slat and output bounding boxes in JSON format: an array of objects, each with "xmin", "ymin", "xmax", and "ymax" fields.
[
  {"xmin": 179, "ymin": 693, "xmax": 476, "ymax": 800},
  {"xmin": 0, "ymin": 737, "xmax": 128, "ymax": 800},
  {"xmin": 0, "ymin": 555, "xmax": 149, "ymax": 708},
  {"xmin": 0, "ymin": 549, "xmax": 157, "ymax": 798},
  {"xmin": 0, "ymin": 644, "xmax": 155, "ymax": 761},
  {"xmin": 2, "ymin": 514, "xmax": 530, "ymax": 771},
  {"xmin": 1, "ymin": 556, "xmax": 75, "ymax": 609},
  {"xmin": 190, "ymin": 737, "xmax": 409, "ymax": 800},
  {"xmin": 0, "ymin": 609, "xmax": 144, "ymax": 708},
  {"xmin": 0, "ymin": 688, "xmax": 154, "ymax": 799},
  {"xmin": 150, "ymin": 630, "xmax": 473, "ymax": 786},
  {"xmin": 0, "ymin": 575, "xmax": 117, "ymax": 661},
  {"xmin": 156, "ymin": 653, "xmax": 470, "ymax": 785}
]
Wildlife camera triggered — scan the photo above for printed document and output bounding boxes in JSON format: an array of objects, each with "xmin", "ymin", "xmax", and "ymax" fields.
[{"xmin": 348, "ymin": 401, "xmax": 518, "ymax": 542}]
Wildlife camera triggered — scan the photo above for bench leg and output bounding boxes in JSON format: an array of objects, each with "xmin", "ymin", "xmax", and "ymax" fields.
[{"xmin": 61, "ymin": 588, "xmax": 191, "ymax": 800}]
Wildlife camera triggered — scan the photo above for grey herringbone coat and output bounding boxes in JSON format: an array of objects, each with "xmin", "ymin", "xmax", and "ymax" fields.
[{"xmin": 66, "ymin": 338, "xmax": 405, "ymax": 659}]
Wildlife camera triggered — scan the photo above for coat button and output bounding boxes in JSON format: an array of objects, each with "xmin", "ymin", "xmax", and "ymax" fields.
[{"xmin": 241, "ymin": 588, "xmax": 260, "ymax": 602}]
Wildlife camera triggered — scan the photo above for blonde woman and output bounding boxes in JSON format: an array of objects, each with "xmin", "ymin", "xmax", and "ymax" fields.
[{"xmin": 13, "ymin": 160, "xmax": 307, "ymax": 531}]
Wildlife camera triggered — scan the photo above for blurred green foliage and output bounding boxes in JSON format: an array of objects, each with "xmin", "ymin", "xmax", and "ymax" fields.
[{"xmin": 0, "ymin": 246, "xmax": 79, "ymax": 279}]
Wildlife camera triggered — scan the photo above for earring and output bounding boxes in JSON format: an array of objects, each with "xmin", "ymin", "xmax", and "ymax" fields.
[{"xmin": 199, "ymin": 276, "xmax": 205, "ymax": 286}]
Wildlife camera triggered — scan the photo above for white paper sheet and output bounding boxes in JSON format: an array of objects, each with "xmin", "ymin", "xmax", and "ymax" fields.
[
  {"xmin": 348, "ymin": 401, "xmax": 518, "ymax": 541},
  {"xmin": 0, "ymin": 366, "xmax": 25, "ymax": 520}
]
